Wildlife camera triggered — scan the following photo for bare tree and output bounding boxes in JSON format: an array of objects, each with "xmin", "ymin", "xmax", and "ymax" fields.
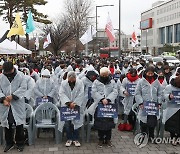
[
  {"xmin": 64, "ymin": 0, "xmax": 93, "ymax": 55},
  {"xmin": 43, "ymin": 0, "xmax": 93, "ymax": 56},
  {"xmin": 43, "ymin": 16, "xmax": 74, "ymax": 56}
]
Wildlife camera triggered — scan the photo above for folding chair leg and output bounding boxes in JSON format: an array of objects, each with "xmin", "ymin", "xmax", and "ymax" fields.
[
  {"xmin": 27, "ymin": 128, "xmax": 33, "ymax": 145},
  {"xmin": 80, "ymin": 125, "xmax": 85, "ymax": 143},
  {"xmin": 55, "ymin": 128, "xmax": 60, "ymax": 144},
  {"xmin": 0, "ymin": 127, "xmax": 3, "ymax": 145},
  {"xmin": 156, "ymin": 121, "xmax": 160, "ymax": 138},
  {"xmin": 86, "ymin": 125, "xmax": 92, "ymax": 143},
  {"xmin": 160, "ymin": 124, "xmax": 165, "ymax": 139}
]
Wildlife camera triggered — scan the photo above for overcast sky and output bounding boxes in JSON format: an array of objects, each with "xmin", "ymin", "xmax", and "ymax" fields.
[{"xmin": 0, "ymin": 0, "xmax": 160, "ymax": 37}]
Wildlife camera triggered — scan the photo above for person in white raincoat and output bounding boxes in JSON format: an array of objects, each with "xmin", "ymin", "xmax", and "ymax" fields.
[
  {"xmin": 81, "ymin": 70, "xmax": 98, "ymax": 110},
  {"xmin": 58, "ymin": 65, "xmax": 73, "ymax": 86},
  {"xmin": 157, "ymin": 70, "xmax": 168, "ymax": 110},
  {"xmin": 59, "ymin": 71, "xmax": 84, "ymax": 147},
  {"xmin": 118, "ymin": 68, "xmax": 140, "ymax": 131},
  {"xmin": 135, "ymin": 66, "xmax": 163, "ymax": 139},
  {"xmin": 121, "ymin": 61, "xmax": 130, "ymax": 75},
  {"xmin": 88, "ymin": 67, "xmax": 118, "ymax": 148},
  {"xmin": 0, "ymin": 62, "xmax": 27, "ymax": 152},
  {"xmin": 22, "ymin": 68, "xmax": 36, "ymax": 107},
  {"xmin": 34, "ymin": 69, "xmax": 57, "ymax": 105},
  {"xmin": 163, "ymin": 69, "xmax": 180, "ymax": 146}
]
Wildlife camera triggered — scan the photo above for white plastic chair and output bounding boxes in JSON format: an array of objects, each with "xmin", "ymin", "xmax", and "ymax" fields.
[
  {"xmin": 0, "ymin": 123, "xmax": 3, "ymax": 145},
  {"xmin": 86, "ymin": 114, "xmax": 94, "ymax": 143},
  {"xmin": 24, "ymin": 104, "xmax": 34, "ymax": 145},
  {"xmin": 132, "ymin": 103, "xmax": 140, "ymax": 135},
  {"xmin": 32, "ymin": 102, "xmax": 60, "ymax": 144}
]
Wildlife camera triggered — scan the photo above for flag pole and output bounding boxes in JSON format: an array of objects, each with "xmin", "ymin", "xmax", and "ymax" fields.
[{"xmin": 85, "ymin": 18, "xmax": 88, "ymax": 56}]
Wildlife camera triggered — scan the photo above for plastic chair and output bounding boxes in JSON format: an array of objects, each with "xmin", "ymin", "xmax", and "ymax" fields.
[
  {"xmin": 132, "ymin": 103, "xmax": 140, "ymax": 135},
  {"xmin": 32, "ymin": 102, "xmax": 60, "ymax": 144},
  {"xmin": 159, "ymin": 108, "xmax": 165, "ymax": 138},
  {"xmin": 0, "ymin": 123, "xmax": 3, "ymax": 145},
  {"xmin": 86, "ymin": 114, "xmax": 94, "ymax": 143},
  {"xmin": 24, "ymin": 104, "xmax": 34, "ymax": 145}
]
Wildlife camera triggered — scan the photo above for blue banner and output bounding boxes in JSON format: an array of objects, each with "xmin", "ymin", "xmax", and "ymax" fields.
[
  {"xmin": 143, "ymin": 101, "xmax": 159, "ymax": 116},
  {"xmin": 126, "ymin": 84, "xmax": 136, "ymax": 96},
  {"xmin": 88, "ymin": 87, "xmax": 92, "ymax": 100},
  {"xmin": 36, "ymin": 97, "xmax": 53, "ymax": 106},
  {"xmin": 97, "ymin": 103, "xmax": 118, "ymax": 118},
  {"xmin": 60, "ymin": 106, "xmax": 80, "ymax": 121},
  {"xmin": 113, "ymin": 74, "xmax": 121, "ymax": 82},
  {"xmin": 171, "ymin": 91, "xmax": 180, "ymax": 105}
]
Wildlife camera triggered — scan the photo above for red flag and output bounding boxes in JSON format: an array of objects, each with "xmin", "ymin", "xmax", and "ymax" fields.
[
  {"xmin": 131, "ymin": 27, "xmax": 138, "ymax": 47},
  {"xmin": 105, "ymin": 14, "xmax": 115, "ymax": 43}
]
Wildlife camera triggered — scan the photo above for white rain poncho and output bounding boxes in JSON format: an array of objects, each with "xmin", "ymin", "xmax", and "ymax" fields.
[
  {"xmin": 120, "ymin": 77, "xmax": 140, "ymax": 115},
  {"xmin": 87, "ymin": 78, "xmax": 118, "ymax": 122},
  {"xmin": 34, "ymin": 77, "xmax": 57, "ymax": 104},
  {"xmin": 58, "ymin": 79, "xmax": 85, "ymax": 132},
  {"xmin": 24, "ymin": 75, "xmax": 35, "ymax": 107},
  {"xmin": 0, "ymin": 72, "xmax": 27, "ymax": 128},
  {"xmin": 135, "ymin": 77, "xmax": 163, "ymax": 123},
  {"xmin": 162, "ymin": 78, "xmax": 180, "ymax": 124}
]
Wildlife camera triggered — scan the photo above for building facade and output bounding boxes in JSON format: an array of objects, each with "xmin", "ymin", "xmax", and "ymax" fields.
[{"xmin": 141, "ymin": 0, "xmax": 180, "ymax": 55}]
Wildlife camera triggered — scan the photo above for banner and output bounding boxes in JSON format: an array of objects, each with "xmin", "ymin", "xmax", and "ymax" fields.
[
  {"xmin": 127, "ymin": 84, "xmax": 136, "ymax": 96},
  {"xmin": 143, "ymin": 101, "xmax": 159, "ymax": 116},
  {"xmin": 113, "ymin": 73, "xmax": 121, "ymax": 82},
  {"xmin": 60, "ymin": 106, "xmax": 80, "ymax": 121},
  {"xmin": 88, "ymin": 87, "xmax": 92, "ymax": 100},
  {"xmin": 36, "ymin": 97, "xmax": 53, "ymax": 106},
  {"xmin": 26, "ymin": 10, "xmax": 35, "ymax": 34},
  {"xmin": 105, "ymin": 13, "xmax": 115, "ymax": 43},
  {"xmin": 171, "ymin": 91, "xmax": 180, "ymax": 105},
  {"xmin": 97, "ymin": 103, "xmax": 118, "ymax": 118},
  {"xmin": 80, "ymin": 25, "xmax": 96, "ymax": 45},
  {"xmin": 7, "ymin": 13, "xmax": 25, "ymax": 37}
]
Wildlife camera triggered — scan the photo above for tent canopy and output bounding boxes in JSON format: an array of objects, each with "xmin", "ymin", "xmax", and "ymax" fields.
[{"xmin": 0, "ymin": 39, "xmax": 32, "ymax": 54}]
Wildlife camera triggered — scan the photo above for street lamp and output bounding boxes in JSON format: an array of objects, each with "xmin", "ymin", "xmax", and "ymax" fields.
[{"xmin": 95, "ymin": 4, "xmax": 114, "ymax": 55}]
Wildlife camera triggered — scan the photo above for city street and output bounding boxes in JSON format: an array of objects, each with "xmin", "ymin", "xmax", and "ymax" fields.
[{"xmin": 0, "ymin": 126, "xmax": 179, "ymax": 154}]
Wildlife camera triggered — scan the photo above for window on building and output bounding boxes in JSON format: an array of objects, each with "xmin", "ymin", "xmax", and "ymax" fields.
[
  {"xmin": 166, "ymin": 25, "xmax": 173, "ymax": 43},
  {"xmin": 157, "ymin": 10, "xmax": 159, "ymax": 15},
  {"xmin": 174, "ymin": 13, "xmax": 177, "ymax": 19},
  {"xmin": 175, "ymin": 24, "xmax": 180, "ymax": 43},
  {"xmin": 160, "ymin": 27, "xmax": 165, "ymax": 44},
  {"xmin": 164, "ymin": 16, "xmax": 166, "ymax": 22}
]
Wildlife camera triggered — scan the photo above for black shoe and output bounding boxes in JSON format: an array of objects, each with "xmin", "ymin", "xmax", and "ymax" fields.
[
  {"xmin": 4, "ymin": 144, "xmax": 14, "ymax": 152},
  {"xmin": 106, "ymin": 140, "xmax": 113, "ymax": 147},
  {"xmin": 98, "ymin": 140, "xmax": 103, "ymax": 148},
  {"xmin": 16, "ymin": 145, "xmax": 24, "ymax": 152}
]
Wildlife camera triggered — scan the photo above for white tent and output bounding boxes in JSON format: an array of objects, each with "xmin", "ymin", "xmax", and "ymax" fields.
[
  {"xmin": 11, "ymin": 41, "xmax": 32, "ymax": 54},
  {"xmin": 0, "ymin": 39, "xmax": 32, "ymax": 54},
  {"xmin": 0, "ymin": 39, "xmax": 17, "ymax": 54}
]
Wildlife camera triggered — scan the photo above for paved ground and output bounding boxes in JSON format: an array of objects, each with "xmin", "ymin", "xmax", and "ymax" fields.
[{"xmin": 0, "ymin": 125, "xmax": 180, "ymax": 154}]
